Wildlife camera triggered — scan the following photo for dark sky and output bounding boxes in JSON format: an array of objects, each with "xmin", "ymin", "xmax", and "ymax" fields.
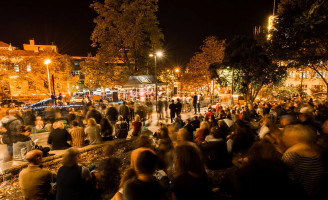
[{"xmin": 0, "ymin": 0, "xmax": 275, "ymax": 65}]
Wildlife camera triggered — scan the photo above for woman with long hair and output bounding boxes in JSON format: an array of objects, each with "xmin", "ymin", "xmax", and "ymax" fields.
[
  {"xmin": 56, "ymin": 148, "xmax": 92, "ymax": 200},
  {"xmin": 131, "ymin": 114, "xmax": 142, "ymax": 136},
  {"xmin": 171, "ymin": 144, "xmax": 211, "ymax": 200},
  {"xmin": 85, "ymin": 118, "xmax": 102, "ymax": 145}
]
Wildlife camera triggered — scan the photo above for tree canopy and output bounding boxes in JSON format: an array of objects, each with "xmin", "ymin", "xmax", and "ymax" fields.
[
  {"xmin": 0, "ymin": 51, "xmax": 78, "ymax": 99},
  {"xmin": 91, "ymin": 0, "xmax": 164, "ymax": 80},
  {"xmin": 181, "ymin": 36, "xmax": 225, "ymax": 92},
  {"xmin": 222, "ymin": 36, "xmax": 286, "ymax": 103}
]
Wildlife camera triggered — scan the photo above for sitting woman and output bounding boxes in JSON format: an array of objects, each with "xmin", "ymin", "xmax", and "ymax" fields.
[
  {"xmin": 171, "ymin": 144, "xmax": 212, "ymax": 200},
  {"xmin": 56, "ymin": 148, "xmax": 92, "ymax": 200},
  {"xmin": 100, "ymin": 117, "xmax": 113, "ymax": 141},
  {"xmin": 85, "ymin": 118, "xmax": 102, "ymax": 145},
  {"xmin": 194, "ymin": 121, "xmax": 210, "ymax": 145},
  {"xmin": 115, "ymin": 115, "xmax": 129, "ymax": 138},
  {"xmin": 48, "ymin": 121, "xmax": 71, "ymax": 150},
  {"xmin": 131, "ymin": 115, "xmax": 142, "ymax": 136},
  {"xmin": 13, "ymin": 125, "xmax": 34, "ymax": 161}
]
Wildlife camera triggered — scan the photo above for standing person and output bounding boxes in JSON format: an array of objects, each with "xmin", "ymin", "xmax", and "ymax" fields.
[
  {"xmin": 106, "ymin": 104, "xmax": 119, "ymax": 126},
  {"xmin": 193, "ymin": 94, "xmax": 198, "ymax": 114},
  {"xmin": 85, "ymin": 118, "xmax": 102, "ymax": 145},
  {"xmin": 69, "ymin": 120, "xmax": 85, "ymax": 148},
  {"xmin": 176, "ymin": 98, "xmax": 182, "ymax": 117},
  {"xmin": 164, "ymin": 98, "xmax": 169, "ymax": 119},
  {"xmin": 197, "ymin": 93, "xmax": 201, "ymax": 113},
  {"xmin": 169, "ymin": 100, "xmax": 176, "ymax": 123},
  {"xmin": 119, "ymin": 101, "xmax": 130, "ymax": 130},
  {"xmin": 146, "ymin": 99, "xmax": 153, "ymax": 123},
  {"xmin": 158, "ymin": 98, "xmax": 164, "ymax": 120},
  {"xmin": 56, "ymin": 148, "xmax": 92, "ymax": 200},
  {"xmin": 1, "ymin": 109, "xmax": 23, "ymax": 160},
  {"xmin": 19, "ymin": 150, "xmax": 56, "ymax": 200}
]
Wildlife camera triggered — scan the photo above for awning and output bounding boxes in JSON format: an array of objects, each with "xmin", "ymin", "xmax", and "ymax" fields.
[{"xmin": 122, "ymin": 75, "xmax": 167, "ymax": 88}]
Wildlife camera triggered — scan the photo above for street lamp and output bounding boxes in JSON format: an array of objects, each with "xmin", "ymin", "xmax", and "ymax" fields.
[
  {"xmin": 44, "ymin": 59, "xmax": 52, "ymax": 97},
  {"xmin": 149, "ymin": 51, "xmax": 163, "ymax": 112}
]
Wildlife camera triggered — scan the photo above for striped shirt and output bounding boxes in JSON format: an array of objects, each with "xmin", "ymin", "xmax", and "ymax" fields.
[
  {"xmin": 69, "ymin": 127, "xmax": 85, "ymax": 147},
  {"xmin": 282, "ymin": 151, "xmax": 323, "ymax": 196}
]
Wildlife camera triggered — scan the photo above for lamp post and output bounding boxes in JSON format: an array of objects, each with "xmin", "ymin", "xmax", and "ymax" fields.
[
  {"xmin": 175, "ymin": 68, "xmax": 181, "ymax": 96},
  {"xmin": 149, "ymin": 51, "xmax": 163, "ymax": 112},
  {"xmin": 44, "ymin": 59, "xmax": 52, "ymax": 97}
]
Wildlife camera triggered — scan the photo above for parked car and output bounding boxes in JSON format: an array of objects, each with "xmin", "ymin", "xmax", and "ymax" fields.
[{"xmin": 0, "ymin": 99, "xmax": 26, "ymax": 108}]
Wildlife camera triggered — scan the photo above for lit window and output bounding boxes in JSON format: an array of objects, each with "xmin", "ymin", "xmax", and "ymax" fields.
[
  {"xmin": 14, "ymin": 64, "xmax": 19, "ymax": 72},
  {"xmin": 27, "ymin": 64, "xmax": 31, "ymax": 72},
  {"xmin": 306, "ymin": 71, "xmax": 309, "ymax": 78}
]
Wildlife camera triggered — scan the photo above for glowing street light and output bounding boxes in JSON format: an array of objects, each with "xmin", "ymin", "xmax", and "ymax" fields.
[
  {"xmin": 44, "ymin": 59, "xmax": 52, "ymax": 96},
  {"xmin": 149, "ymin": 51, "xmax": 163, "ymax": 111}
]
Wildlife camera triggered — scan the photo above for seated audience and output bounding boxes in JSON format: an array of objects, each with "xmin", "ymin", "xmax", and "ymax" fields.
[
  {"xmin": 13, "ymin": 125, "xmax": 34, "ymax": 161},
  {"xmin": 124, "ymin": 150, "xmax": 165, "ymax": 200},
  {"xmin": 194, "ymin": 121, "xmax": 210, "ymax": 145},
  {"xmin": 115, "ymin": 115, "xmax": 129, "ymax": 138},
  {"xmin": 132, "ymin": 115, "xmax": 142, "ymax": 136},
  {"xmin": 56, "ymin": 148, "xmax": 92, "ymax": 200},
  {"xmin": 85, "ymin": 118, "xmax": 102, "ymax": 145},
  {"xmin": 282, "ymin": 124, "xmax": 324, "ymax": 198},
  {"xmin": 47, "ymin": 121, "xmax": 71, "ymax": 150},
  {"xmin": 19, "ymin": 150, "xmax": 56, "ymax": 200},
  {"xmin": 69, "ymin": 120, "xmax": 85, "ymax": 148},
  {"xmin": 200, "ymin": 127, "xmax": 232, "ymax": 170},
  {"xmin": 171, "ymin": 144, "xmax": 212, "ymax": 200}
]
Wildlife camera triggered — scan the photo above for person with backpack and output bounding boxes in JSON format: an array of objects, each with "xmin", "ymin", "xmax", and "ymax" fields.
[
  {"xmin": 1, "ymin": 109, "xmax": 23, "ymax": 161},
  {"xmin": 115, "ymin": 115, "xmax": 129, "ymax": 138},
  {"xmin": 119, "ymin": 101, "xmax": 130, "ymax": 130}
]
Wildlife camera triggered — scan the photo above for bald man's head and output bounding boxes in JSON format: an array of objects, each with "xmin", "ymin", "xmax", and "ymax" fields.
[{"xmin": 26, "ymin": 150, "xmax": 43, "ymax": 165}]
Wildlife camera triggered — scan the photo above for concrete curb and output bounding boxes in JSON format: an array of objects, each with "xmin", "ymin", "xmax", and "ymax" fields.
[{"xmin": 0, "ymin": 138, "xmax": 126, "ymax": 181}]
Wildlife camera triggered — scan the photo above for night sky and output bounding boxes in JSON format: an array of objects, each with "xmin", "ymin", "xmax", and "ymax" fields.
[{"xmin": 0, "ymin": 0, "xmax": 275, "ymax": 65}]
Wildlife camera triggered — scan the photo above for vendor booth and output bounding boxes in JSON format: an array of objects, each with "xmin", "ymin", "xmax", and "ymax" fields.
[{"xmin": 122, "ymin": 75, "xmax": 168, "ymax": 101}]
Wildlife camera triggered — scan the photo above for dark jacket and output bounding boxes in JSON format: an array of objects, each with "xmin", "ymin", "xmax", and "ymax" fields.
[
  {"xmin": 56, "ymin": 165, "xmax": 89, "ymax": 200},
  {"xmin": 169, "ymin": 103, "xmax": 176, "ymax": 114},
  {"xmin": 106, "ymin": 107, "xmax": 119, "ymax": 122},
  {"xmin": 48, "ymin": 129, "xmax": 71, "ymax": 150},
  {"xmin": 86, "ymin": 109, "xmax": 103, "ymax": 124},
  {"xmin": 199, "ymin": 139, "xmax": 232, "ymax": 170},
  {"xmin": 176, "ymin": 102, "xmax": 182, "ymax": 114}
]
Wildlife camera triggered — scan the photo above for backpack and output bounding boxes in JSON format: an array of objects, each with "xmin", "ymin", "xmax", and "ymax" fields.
[{"xmin": 115, "ymin": 122, "xmax": 128, "ymax": 138}]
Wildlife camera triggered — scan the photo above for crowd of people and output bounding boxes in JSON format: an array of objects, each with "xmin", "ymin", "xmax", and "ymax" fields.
[{"xmin": 1, "ymin": 97, "xmax": 328, "ymax": 199}]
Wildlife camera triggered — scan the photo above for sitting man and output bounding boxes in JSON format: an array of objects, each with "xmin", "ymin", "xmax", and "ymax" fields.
[
  {"xmin": 124, "ymin": 150, "xmax": 165, "ymax": 200},
  {"xmin": 19, "ymin": 150, "xmax": 56, "ymax": 200}
]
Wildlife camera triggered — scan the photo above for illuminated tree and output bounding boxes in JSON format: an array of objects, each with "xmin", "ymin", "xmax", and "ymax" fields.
[
  {"xmin": 269, "ymin": 0, "xmax": 328, "ymax": 97},
  {"xmin": 0, "ymin": 51, "xmax": 78, "ymax": 99},
  {"xmin": 182, "ymin": 36, "xmax": 225, "ymax": 92},
  {"xmin": 91, "ymin": 0, "xmax": 164, "ymax": 77}
]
